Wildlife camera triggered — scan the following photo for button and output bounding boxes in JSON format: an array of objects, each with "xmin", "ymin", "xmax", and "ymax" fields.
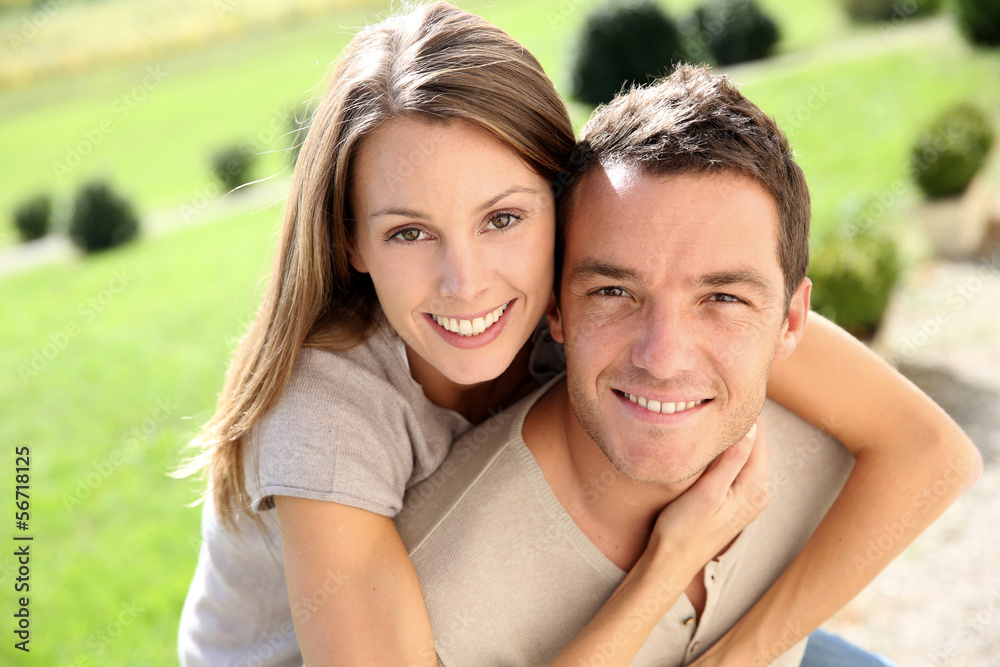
[
  {"xmin": 691, "ymin": 641, "xmax": 701, "ymax": 652},
  {"xmin": 683, "ymin": 617, "xmax": 695, "ymax": 627}
]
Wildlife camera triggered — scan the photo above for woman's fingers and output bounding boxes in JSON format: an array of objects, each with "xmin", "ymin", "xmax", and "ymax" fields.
[
  {"xmin": 691, "ymin": 419, "xmax": 761, "ymax": 503},
  {"xmin": 728, "ymin": 418, "xmax": 770, "ymax": 525}
]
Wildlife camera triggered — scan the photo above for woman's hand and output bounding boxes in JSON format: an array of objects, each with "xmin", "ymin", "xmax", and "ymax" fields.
[
  {"xmin": 548, "ymin": 420, "xmax": 768, "ymax": 667},
  {"xmin": 648, "ymin": 418, "xmax": 770, "ymax": 581}
]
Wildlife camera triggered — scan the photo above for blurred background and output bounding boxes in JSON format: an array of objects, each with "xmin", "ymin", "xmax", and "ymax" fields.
[{"xmin": 0, "ymin": 0, "xmax": 998, "ymax": 664}]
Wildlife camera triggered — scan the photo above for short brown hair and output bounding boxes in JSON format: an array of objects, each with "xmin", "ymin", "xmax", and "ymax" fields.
[{"xmin": 557, "ymin": 64, "xmax": 809, "ymax": 305}]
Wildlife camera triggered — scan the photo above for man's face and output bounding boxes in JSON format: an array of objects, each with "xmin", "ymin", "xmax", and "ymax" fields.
[{"xmin": 549, "ymin": 165, "xmax": 809, "ymax": 486}]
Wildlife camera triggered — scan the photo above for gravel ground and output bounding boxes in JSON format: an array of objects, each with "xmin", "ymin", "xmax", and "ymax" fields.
[{"xmin": 822, "ymin": 257, "xmax": 1000, "ymax": 667}]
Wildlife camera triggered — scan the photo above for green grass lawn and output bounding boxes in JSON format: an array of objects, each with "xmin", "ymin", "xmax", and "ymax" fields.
[
  {"xmin": 1, "ymin": 0, "xmax": 999, "ymax": 663},
  {"xmin": 0, "ymin": 205, "xmax": 278, "ymax": 665}
]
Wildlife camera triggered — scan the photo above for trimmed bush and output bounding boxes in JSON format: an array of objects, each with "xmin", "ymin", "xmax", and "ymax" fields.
[
  {"xmin": 840, "ymin": 0, "xmax": 942, "ymax": 23},
  {"xmin": 569, "ymin": 0, "xmax": 688, "ymax": 107},
  {"xmin": 809, "ymin": 224, "xmax": 901, "ymax": 339},
  {"xmin": 13, "ymin": 193, "xmax": 52, "ymax": 242},
  {"xmin": 211, "ymin": 144, "xmax": 256, "ymax": 191},
  {"xmin": 954, "ymin": 0, "xmax": 1000, "ymax": 46},
  {"xmin": 68, "ymin": 182, "xmax": 139, "ymax": 253},
  {"xmin": 689, "ymin": 0, "xmax": 780, "ymax": 66},
  {"xmin": 911, "ymin": 103, "xmax": 995, "ymax": 199}
]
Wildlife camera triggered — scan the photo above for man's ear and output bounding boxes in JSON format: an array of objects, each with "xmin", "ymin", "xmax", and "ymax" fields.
[
  {"xmin": 348, "ymin": 243, "xmax": 368, "ymax": 274},
  {"xmin": 773, "ymin": 277, "xmax": 811, "ymax": 362},
  {"xmin": 545, "ymin": 292, "xmax": 564, "ymax": 344}
]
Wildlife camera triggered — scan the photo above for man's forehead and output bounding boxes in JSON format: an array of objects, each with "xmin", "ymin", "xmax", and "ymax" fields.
[{"xmin": 564, "ymin": 165, "xmax": 783, "ymax": 286}]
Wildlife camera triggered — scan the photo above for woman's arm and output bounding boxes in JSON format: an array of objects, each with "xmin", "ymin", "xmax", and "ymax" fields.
[
  {"xmin": 276, "ymin": 497, "xmax": 437, "ymax": 667},
  {"xmin": 279, "ymin": 423, "xmax": 768, "ymax": 667},
  {"xmin": 692, "ymin": 312, "xmax": 982, "ymax": 666},
  {"xmin": 550, "ymin": 421, "xmax": 769, "ymax": 666}
]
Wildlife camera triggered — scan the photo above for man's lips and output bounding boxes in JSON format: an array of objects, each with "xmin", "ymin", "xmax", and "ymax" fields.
[{"xmin": 612, "ymin": 389, "xmax": 712, "ymax": 416}]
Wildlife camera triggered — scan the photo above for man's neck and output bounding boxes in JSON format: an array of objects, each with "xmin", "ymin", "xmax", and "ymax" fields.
[{"xmin": 522, "ymin": 380, "xmax": 703, "ymax": 571}]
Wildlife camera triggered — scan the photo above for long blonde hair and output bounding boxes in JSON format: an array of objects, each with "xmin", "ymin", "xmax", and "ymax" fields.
[{"xmin": 182, "ymin": 2, "xmax": 575, "ymax": 524}]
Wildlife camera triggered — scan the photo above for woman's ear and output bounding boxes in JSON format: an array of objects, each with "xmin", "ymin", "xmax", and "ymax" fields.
[{"xmin": 348, "ymin": 244, "xmax": 369, "ymax": 274}]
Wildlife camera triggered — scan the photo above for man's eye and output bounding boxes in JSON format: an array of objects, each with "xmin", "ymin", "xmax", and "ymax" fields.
[
  {"xmin": 707, "ymin": 293, "xmax": 742, "ymax": 303},
  {"xmin": 390, "ymin": 228, "xmax": 428, "ymax": 242},
  {"xmin": 596, "ymin": 287, "xmax": 629, "ymax": 298},
  {"xmin": 484, "ymin": 212, "xmax": 521, "ymax": 231}
]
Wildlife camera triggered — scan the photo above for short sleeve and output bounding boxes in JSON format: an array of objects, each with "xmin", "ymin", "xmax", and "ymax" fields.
[{"xmin": 246, "ymin": 346, "xmax": 419, "ymax": 518}]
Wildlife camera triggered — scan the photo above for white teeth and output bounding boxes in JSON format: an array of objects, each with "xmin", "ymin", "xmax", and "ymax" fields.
[
  {"xmin": 432, "ymin": 301, "xmax": 509, "ymax": 337},
  {"xmin": 626, "ymin": 393, "xmax": 705, "ymax": 415}
]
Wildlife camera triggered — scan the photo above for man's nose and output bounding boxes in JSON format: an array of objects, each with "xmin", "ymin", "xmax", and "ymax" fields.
[
  {"xmin": 630, "ymin": 302, "xmax": 699, "ymax": 378},
  {"xmin": 438, "ymin": 239, "xmax": 488, "ymax": 304}
]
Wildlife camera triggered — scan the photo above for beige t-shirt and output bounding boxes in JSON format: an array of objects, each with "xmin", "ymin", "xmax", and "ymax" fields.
[
  {"xmin": 246, "ymin": 325, "xmax": 472, "ymax": 516},
  {"xmin": 396, "ymin": 380, "xmax": 854, "ymax": 666}
]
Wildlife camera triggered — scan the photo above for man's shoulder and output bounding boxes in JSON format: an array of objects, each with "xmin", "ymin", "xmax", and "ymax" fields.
[
  {"xmin": 759, "ymin": 398, "xmax": 855, "ymax": 485},
  {"xmin": 394, "ymin": 381, "xmax": 547, "ymax": 549}
]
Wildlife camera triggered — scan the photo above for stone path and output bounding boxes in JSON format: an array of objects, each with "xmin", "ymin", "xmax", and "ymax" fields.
[{"xmin": 823, "ymin": 258, "xmax": 1000, "ymax": 667}]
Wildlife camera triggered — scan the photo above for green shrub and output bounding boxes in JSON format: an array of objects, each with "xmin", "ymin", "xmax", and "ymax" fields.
[
  {"xmin": 809, "ymin": 224, "xmax": 901, "ymax": 339},
  {"xmin": 840, "ymin": 0, "xmax": 942, "ymax": 23},
  {"xmin": 569, "ymin": 0, "xmax": 688, "ymax": 107},
  {"xmin": 954, "ymin": 0, "xmax": 1000, "ymax": 46},
  {"xmin": 910, "ymin": 103, "xmax": 995, "ymax": 198},
  {"xmin": 68, "ymin": 182, "xmax": 140, "ymax": 253},
  {"xmin": 13, "ymin": 193, "xmax": 52, "ymax": 242},
  {"xmin": 689, "ymin": 0, "xmax": 780, "ymax": 66},
  {"xmin": 211, "ymin": 144, "xmax": 256, "ymax": 191}
]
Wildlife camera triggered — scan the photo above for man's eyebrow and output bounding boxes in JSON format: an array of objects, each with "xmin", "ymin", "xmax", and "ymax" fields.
[
  {"xmin": 369, "ymin": 186, "xmax": 542, "ymax": 221},
  {"xmin": 567, "ymin": 259, "xmax": 644, "ymax": 284},
  {"xmin": 693, "ymin": 268, "xmax": 775, "ymax": 296}
]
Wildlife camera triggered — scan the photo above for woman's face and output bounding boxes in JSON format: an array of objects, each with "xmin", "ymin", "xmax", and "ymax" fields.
[{"xmin": 349, "ymin": 116, "xmax": 555, "ymax": 386}]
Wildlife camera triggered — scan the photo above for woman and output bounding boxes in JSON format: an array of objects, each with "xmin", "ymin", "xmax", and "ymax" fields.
[{"xmin": 178, "ymin": 3, "xmax": 979, "ymax": 665}]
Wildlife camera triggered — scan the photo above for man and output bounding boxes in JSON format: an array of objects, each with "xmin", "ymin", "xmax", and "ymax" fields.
[{"xmin": 394, "ymin": 65, "xmax": 923, "ymax": 666}]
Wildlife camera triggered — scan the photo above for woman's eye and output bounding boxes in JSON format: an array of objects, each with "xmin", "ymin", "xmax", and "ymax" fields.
[
  {"xmin": 390, "ymin": 228, "xmax": 428, "ymax": 242},
  {"xmin": 484, "ymin": 212, "xmax": 520, "ymax": 231}
]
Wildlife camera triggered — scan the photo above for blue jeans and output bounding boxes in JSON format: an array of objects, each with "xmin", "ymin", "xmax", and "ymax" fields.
[{"xmin": 801, "ymin": 630, "xmax": 897, "ymax": 667}]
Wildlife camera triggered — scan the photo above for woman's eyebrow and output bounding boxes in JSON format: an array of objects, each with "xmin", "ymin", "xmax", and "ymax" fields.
[
  {"xmin": 369, "ymin": 186, "xmax": 542, "ymax": 221},
  {"xmin": 369, "ymin": 206, "xmax": 430, "ymax": 221},
  {"xmin": 476, "ymin": 186, "xmax": 544, "ymax": 213}
]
